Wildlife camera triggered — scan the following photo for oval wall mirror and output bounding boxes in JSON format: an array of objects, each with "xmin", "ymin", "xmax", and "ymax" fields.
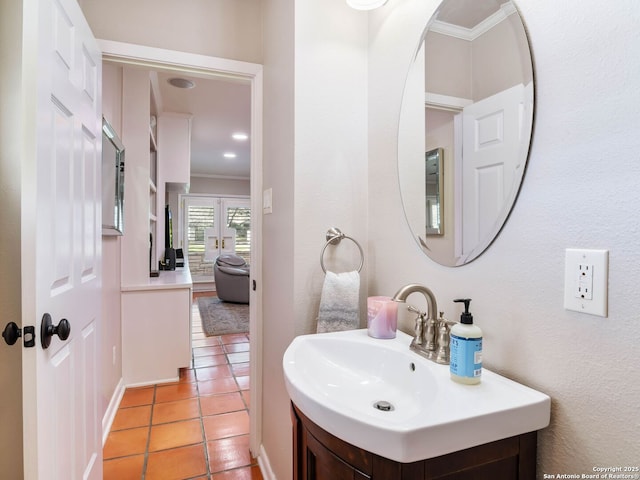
[{"xmin": 397, "ymin": 0, "xmax": 534, "ymax": 266}]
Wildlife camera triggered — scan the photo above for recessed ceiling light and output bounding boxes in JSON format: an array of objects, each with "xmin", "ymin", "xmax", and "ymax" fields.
[
  {"xmin": 223, "ymin": 152, "xmax": 237, "ymax": 159},
  {"xmin": 168, "ymin": 77, "xmax": 195, "ymax": 89},
  {"xmin": 232, "ymin": 133, "xmax": 249, "ymax": 141}
]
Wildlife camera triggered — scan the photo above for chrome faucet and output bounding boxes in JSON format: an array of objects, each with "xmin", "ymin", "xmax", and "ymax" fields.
[{"xmin": 392, "ymin": 284, "xmax": 454, "ymax": 364}]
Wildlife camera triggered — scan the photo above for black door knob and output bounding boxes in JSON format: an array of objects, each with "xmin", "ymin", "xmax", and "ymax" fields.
[
  {"xmin": 41, "ymin": 313, "xmax": 71, "ymax": 349},
  {"xmin": 2, "ymin": 322, "xmax": 21, "ymax": 346}
]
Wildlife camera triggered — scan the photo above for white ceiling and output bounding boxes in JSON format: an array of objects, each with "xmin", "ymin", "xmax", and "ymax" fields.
[
  {"xmin": 436, "ymin": 0, "xmax": 503, "ymax": 28},
  {"xmin": 153, "ymin": 70, "xmax": 251, "ymax": 179}
]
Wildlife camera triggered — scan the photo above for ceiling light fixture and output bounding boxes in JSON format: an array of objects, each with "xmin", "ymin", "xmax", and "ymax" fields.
[
  {"xmin": 223, "ymin": 152, "xmax": 237, "ymax": 159},
  {"xmin": 167, "ymin": 77, "xmax": 195, "ymax": 89},
  {"xmin": 232, "ymin": 133, "xmax": 249, "ymax": 141},
  {"xmin": 346, "ymin": 0, "xmax": 388, "ymax": 10}
]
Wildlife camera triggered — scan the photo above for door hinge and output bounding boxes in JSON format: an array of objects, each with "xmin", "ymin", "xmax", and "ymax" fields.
[{"xmin": 252, "ymin": 279, "xmax": 257, "ymax": 291}]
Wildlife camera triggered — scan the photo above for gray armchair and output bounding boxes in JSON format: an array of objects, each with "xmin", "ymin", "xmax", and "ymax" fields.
[{"xmin": 213, "ymin": 253, "xmax": 250, "ymax": 304}]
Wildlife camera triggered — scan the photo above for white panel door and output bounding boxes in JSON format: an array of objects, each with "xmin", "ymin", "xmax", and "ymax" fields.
[
  {"xmin": 22, "ymin": 0, "xmax": 102, "ymax": 479},
  {"xmin": 461, "ymin": 84, "xmax": 527, "ymax": 259}
]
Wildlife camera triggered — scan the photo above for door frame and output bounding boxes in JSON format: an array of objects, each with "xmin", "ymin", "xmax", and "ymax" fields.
[{"xmin": 100, "ymin": 40, "xmax": 264, "ymax": 457}]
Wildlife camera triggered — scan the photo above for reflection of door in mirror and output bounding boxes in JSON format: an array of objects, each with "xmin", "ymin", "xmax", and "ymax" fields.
[{"xmin": 460, "ymin": 83, "xmax": 533, "ymax": 261}]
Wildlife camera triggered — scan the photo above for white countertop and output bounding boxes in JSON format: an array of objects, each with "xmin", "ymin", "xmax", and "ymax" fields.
[{"xmin": 121, "ymin": 267, "xmax": 193, "ymax": 292}]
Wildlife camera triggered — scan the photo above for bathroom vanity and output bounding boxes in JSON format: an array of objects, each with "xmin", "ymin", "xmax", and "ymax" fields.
[
  {"xmin": 283, "ymin": 329, "xmax": 550, "ymax": 480},
  {"xmin": 292, "ymin": 403, "xmax": 537, "ymax": 480}
]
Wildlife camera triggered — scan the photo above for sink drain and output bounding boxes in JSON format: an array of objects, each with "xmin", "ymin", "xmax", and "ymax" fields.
[{"xmin": 373, "ymin": 400, "xmax": 394, "ymax": 412}]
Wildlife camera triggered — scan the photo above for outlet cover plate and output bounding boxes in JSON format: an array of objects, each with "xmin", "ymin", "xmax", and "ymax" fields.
[{"xmin": 564, "ymin": 248, "xmax": 609, "ymax": 317}]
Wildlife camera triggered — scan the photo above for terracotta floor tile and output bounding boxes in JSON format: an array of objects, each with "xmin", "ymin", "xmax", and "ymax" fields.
[
  {"xmin": 103, "ymin": 454, "xmax": 145, "ymax": 480},
  {"xmin": 155, "ymin": 382, "xmax": 199, "ymax": 403},
  {"xmin": 224, "ymin": 342, "xmax": 249, "ymax": 353},
  {"xmin": 236, "ymin": 376, "xmax": 250, "ymax": 391},
  {"xmin": 152, "ymin": 398, "xmax": 201, "ymax": 425},
  {"xmin": 212, "ymin": 465, "xmax": 263, "ymax": 480},
  {"xmin": 200, "ymin": 392, "xmax": 245, "ymax": 417},
  {"xmin": 207, "ymin": 434, "xmax": 252, "ymax": 473},
  {"xmin": 178, "ymin": 368, "xmax": 197, "ymax": 383},
  {"xmin": 145, "ymin": 443, "xmax": 208, "ymax": 480},
  {"xmin": 148, "ymin": 419, "xmax": 203, "ymax": 452},
  {"xmin": 220, "ymin": 333, "xmax": 250, "ymax": 345},
  {"xmin": 120, "ymin": 386, "xmax": 155, "ymax": 407},
  {"xmin": 193, "ymin": 345, "xmax": 225, "ymax": 357},
  {"xmin": 103, "ymin": 427, "xmax": 149, "ymax": 459},
  {"xmin": 193, "ymin": 354, "xmax": 228, "ymax": 368},
  {"xmin": 203, "ymin": 411, "xmax": 250, "ymax": 441},
  {"xmin": 196, "ymin": 365, "xmax": 233, "ymax": 381},
  {"xmin": 192, "ymin": 337, "xmax": 222, "ymax": 348},
  {"xmin": 231, "ymin": 362, "xmax": 250, "ymax": 377},
  {"xmin": 111, "ymin": 405, "xmax": 152, "ymax": 431},
  {"xmin": 105, "ymin": 298, "xmax": 258, "ymax": 478},
  {"xmin": 241, "ymin": 390, "xmax": 250, "ymax": 408},
  {"xmin": 198, "ymin": 377, "xmax": 239, "ymax": 396},
  {"xmin": 227, "ymin": 352, "xmax": 250, "ymax": 364}
]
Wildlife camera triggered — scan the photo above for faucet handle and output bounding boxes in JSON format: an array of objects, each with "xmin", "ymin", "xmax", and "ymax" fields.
[
  {"xmin": 437, "ymin": 311, "xmax": 457, "ymax": 327},
  {"xmin": 407, "ymin": 305, "xmax": 426, "ymax": 346},
  {"xmin": 435, "ymin": 314, "xmax": 452, "ymax": 364}
]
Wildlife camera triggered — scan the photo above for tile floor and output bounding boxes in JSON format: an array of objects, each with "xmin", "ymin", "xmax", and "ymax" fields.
[{"xmin": 103, "ymin": 294, "xmax": 262, "ymax": 480}]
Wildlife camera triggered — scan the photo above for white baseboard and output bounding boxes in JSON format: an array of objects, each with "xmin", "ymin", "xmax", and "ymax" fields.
[
  {"xmin": 124, "ymin": 376, "xmax": 178, "ymax": 388},
  {"xmin": 102, "ymin": 378, "xmax": 125, "ymax": 446},
  {"xmin": 257, "ymin": 444, "xmax": 277, "ymax": 480}
]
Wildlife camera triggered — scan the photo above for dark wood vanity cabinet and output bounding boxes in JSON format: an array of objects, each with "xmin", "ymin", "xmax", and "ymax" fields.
[{"xmin": 292, "ymin": 404, "xmax": 538, "ymax": 480}]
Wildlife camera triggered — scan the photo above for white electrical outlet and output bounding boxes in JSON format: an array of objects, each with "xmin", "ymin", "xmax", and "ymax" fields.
[
  {"xmin": 576, "ymin": 264, "xmax": 593, "ymax": 300},
  {"xmin": 564, "ymin": 249, "xmax": 609, "ymax": 317}
]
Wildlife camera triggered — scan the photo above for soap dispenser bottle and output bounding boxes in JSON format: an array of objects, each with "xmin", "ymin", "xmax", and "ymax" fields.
[{"xmin": 449, "ymin": 298, "xmax": 482, "ymax": 385}]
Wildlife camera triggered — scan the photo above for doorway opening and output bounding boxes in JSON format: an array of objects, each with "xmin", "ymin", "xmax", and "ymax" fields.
[{"xmin": 101, "ymin": 40, "xmax": 263, "ymax": 458}]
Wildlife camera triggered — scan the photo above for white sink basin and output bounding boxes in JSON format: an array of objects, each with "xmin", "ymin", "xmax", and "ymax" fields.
[{"xmin": 283, "ymin": 329, "xmax": 550, "ymax": 463}]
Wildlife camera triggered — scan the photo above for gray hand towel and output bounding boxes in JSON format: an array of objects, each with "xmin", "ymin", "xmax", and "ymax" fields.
[{"xmin": 316, "ymin": 270, "xmax": 360, "ymax": 333}]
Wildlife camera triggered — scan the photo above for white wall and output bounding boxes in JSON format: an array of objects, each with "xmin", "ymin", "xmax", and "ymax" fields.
[
  {"xmin": 79, "ymin": 0, "xmax": 262, "ymax": 64},
  {"xmin": 369, "ymin": 0, "xmax": 640, "ymax": 474},
  {"xmin": 261, "ymin": 0, "xmax": 369, "ymax": 478},
  {"xmin": 260, "ymin": 0, "xmax": 296, "ymax": 476},
  {"xmin": 100, "ymin": 63, "xmax": 124, "ymax": 421},
  {"xmin": 189, "ymin": 176, "xmax": 250, "ymax": 196}
]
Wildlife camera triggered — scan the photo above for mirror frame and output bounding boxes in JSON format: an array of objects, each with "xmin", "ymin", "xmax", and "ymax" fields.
[{"xmin": 101, "ymin": 116, "xmax": 125, "ymax": 236}]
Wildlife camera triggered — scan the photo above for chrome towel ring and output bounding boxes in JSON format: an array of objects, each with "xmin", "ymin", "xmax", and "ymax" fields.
[{"xmin": 320, "ymin": 227, "xmax": 364, "ymax": 274}]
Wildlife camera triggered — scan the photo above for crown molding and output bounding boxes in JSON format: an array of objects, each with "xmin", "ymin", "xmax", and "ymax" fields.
[
  {"xmin": 191, "ymin": 173, "xmax": 250, "ymax": 181},
  {"xmin": 429, "ymin": 2, "xmax": 517, "ymax": 41}
]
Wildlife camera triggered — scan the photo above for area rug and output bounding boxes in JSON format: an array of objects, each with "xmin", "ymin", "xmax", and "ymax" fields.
[{"xmin": 197, "ymin": 296, "xmax": 249, "ymax": 336}]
